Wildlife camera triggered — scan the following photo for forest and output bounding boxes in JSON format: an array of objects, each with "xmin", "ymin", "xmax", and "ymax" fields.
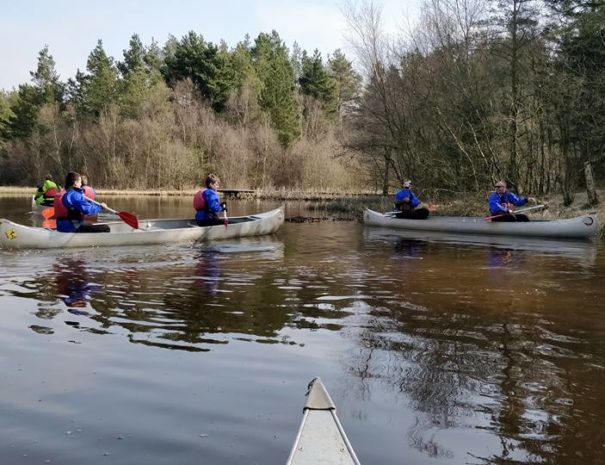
[{"xmin": 0, "ymin": 0, "xmax": 603, "ymax": 205}]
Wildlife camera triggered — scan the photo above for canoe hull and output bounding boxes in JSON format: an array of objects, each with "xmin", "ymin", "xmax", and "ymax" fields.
[
  {"xmin": 287, "ymin": 378, "xmax": 360, "ymax": 465},
  {"xmin": 1, "ymin": 208, "xmax": 284, "ymax": 249},
  {"xmin": 363, "ymin": 209, "xmax": 598, "ymax": 239}
]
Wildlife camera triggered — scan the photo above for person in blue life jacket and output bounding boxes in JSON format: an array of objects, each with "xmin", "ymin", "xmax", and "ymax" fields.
[
  {"xmin": 488, "ymin": 180, "xmax": 536, "ymax": 222},
  {"xmin": 34, "ymin": 174, "xmax": 60, "ymax": 206},
  {"xmin": 394, "ymin": 180, "xmax": 430, "ymax": 219},
  {"xmin": 55, "ymin": 171, "xmax": 110, "ymax": 233},
  {"xmin": 193, "ymin": 173, "xmax": 227, "ymax": 226}
]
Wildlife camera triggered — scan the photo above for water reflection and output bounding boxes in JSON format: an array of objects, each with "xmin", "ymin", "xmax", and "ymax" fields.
[{"xmin": 54, "ymin": 259, "xmax": 101, "ymax": 311}]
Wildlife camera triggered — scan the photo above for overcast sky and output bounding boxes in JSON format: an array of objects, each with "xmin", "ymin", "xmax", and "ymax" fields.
[{"xmin": 0, "ymin": 0, "xmax": 421, "ymax": 91}]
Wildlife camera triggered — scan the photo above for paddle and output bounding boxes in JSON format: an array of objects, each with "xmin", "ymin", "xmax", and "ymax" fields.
[
  {"xmin": 223, "ymin": 209, "xmax": 229, "ymax": 229},
  {"xmin": 89, "ymin": 199, "xmax": 139, "ymax": 229},
  {"xmin": 485, "ymin": 204, "xmax": 547, "ymax": 221}
]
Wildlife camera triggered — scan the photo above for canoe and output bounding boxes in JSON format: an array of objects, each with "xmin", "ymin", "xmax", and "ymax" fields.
[
  {"xmin": 0, "ymin": 207, "xmax": 284, "ymax": 249},
  {"xmin": 286, "ymin": 378, "xmax": 361, "ymax": 465},
  {"xmin": 364, "ymin": 209, "xmax": 598, "ymax": 239}
]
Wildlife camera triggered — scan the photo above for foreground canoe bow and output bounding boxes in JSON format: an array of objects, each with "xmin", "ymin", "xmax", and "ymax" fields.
[
  {"xmin": 364, "ymin": 209, "xmax": 598, "ymax": 239},
  {"xmin": 286, "ymin": 378, "xmax": 361, "ymax": 465},
  {"xmin": 0, "ymin": 207, "xmax": 284, "ymax": 249}
]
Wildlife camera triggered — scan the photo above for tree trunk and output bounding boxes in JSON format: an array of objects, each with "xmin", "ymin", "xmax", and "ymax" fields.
[{"xmin": 584, "ymin": 160, "xmax": 599, "ymax": 206}]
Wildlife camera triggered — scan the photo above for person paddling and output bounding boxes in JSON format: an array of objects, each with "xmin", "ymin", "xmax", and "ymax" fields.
[
  {"xmin": 488, "ymin": 181, "xmax": 536, "ymax": 222},
  {"xmin": 34, "ymin": 174, "xmax": 60, "ymax": 206},
  {"xmin": 193, "ymin": 173, "xmax": 227, "ymax": 226},
  {"xmin": 394, "ymin": 180, "xmax": 430, "ymax": 219},
  {"xmin": 55, "ymin": 171, "xmax": 109, "ymax": 233}
]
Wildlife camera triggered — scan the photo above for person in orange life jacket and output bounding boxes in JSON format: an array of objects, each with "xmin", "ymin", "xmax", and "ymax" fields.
[
  {"xmin": 80, "ymin": 174, "xmax": 96, "ymax": 200},
  {"xmin": 55, "ymin": 171, "xmax": 109, "ymax": 233},
  {"xmin": 34, "ymin": 174, "xmax": 60, "ymax": 206},
  {"xmin": 394, "ymin": 180, "xmax": 430, "ymax": 219},
  {"xmin": 488, "ymin": 180, "xmax": 536, "ymax": 222},
  {"xmin": 80, "ymin": 174, "xmax": 98, "ymax": 222},
  {"xmin": 194, "ymin": 173, "xmax": 227, "ymax": 226}
]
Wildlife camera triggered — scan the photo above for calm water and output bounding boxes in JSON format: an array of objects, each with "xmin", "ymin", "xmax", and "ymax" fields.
[{"xmin": 1, "ymin": 195, "xmax": 604, "ymax": 465}]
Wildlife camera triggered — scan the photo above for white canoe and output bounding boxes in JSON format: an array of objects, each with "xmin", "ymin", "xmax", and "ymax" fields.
[
  {"xmin": 286, "ymin": 378, "xmax": 361, "ymax": 465},
  {"xmin": 364, "ymin": 209, "xmax": 598, "ymax": 239},
  {"xmin": 0, "ymin": 207, "xmax": 284, "ymax": 249}
]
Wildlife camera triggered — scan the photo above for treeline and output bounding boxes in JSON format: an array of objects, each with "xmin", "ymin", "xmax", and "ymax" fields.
[
  {"xmin": 344, "ymin": 0, "xmax": 604, "ymax": 205},
  {"xmin": 0, "ymin": 31, "xmax": 363, "ymax": 190},
  {"xmin": 0, "ymin": 0, "xmax": 603, "ymax": 204}
]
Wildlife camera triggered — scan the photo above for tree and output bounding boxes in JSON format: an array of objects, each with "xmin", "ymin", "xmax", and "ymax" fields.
[
  {"xmin": 251, "ymin": 31, "xmax": 300, "ymax": 145},
  {"xmin": 328, "ymin": 49, "xmax": 361, "ymax": 120},
  {"xmin": 299, "ymin": 49, "xmax": 338, "ymax": 117},
  {"xmin": 163, "ymin": 31, "xmax": 235, "ymax": 112},
  {"xmin": 30, "ymin": 45, "xmax": 64, "ymax": 104},
  {"xmin": 74, "ymin": 40, "xmax": 119, "ymax": 117}
]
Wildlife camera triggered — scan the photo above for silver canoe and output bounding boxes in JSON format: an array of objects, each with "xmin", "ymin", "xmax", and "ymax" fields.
[
  {"xmin": 364, "ymin": 208, "xmax": 598, "ymax": 239},
  {"xmin": 0, "ymin": 207, "xmax": 284, "ymax": 249},
  {"xmin": 286, "ymin": 378, "xmax": 361, "ymax": 465}
]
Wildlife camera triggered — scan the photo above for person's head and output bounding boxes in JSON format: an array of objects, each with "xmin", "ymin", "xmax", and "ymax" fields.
[
  {"xmin": 494, "ymin": 180, "xmax": 507, "ymax": 192},
  {"xmin": 81, "ymin": 174, "xmax": 89, "ymax": 186},
  {"xmin": 205, "ymin": 173, "xmax": 220, "ymax": 190},
  {"xmin": 403, "ymin": 180, "xmax": 412, "ymax": 188},
  {"xmin": 45, "ymin": 173, "xmax": 53, "ymax": 181},
  {"xmin": 65, "ymin": 171, "xmax": 82, "ymax": 189}
]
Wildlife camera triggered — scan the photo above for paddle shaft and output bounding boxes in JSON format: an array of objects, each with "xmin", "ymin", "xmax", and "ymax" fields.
[{"xmin": 485, "ymin": 204, "xmax": 546, "ymax": 221}]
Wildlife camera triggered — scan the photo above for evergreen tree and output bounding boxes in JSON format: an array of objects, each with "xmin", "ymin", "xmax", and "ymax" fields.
[
  {"xmin": 299, "ymin": 49, "xmax": 338, "ymax": 117},
  {"xmin": 163, "ymin": 31, "xmax": 235, "ymax": 112},
  {"xmin": 75, "ymin": 40, "xmax": 118, "ymax": 116},
  {"xmin": 30, "ymin": 45, "xmax": 64, "ymax": 104},
  {"xmin": 328, "ymin": 49, "xmax": 361, "ymax": 118},
  {"xmin": 251, "ymin": 31, "xmax": 300, "ymax": 145}
]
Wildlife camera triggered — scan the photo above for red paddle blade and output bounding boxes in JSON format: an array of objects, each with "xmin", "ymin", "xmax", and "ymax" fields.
[
  {"xmin": 41, "ymin": 207, "xmax": 55, "ymax": 219},
  {"xmin": 118, "ymin": 211, "xmax": 139, "ymax": 229}
]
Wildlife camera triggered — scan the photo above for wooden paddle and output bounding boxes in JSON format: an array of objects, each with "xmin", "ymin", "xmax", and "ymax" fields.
[
  {"xmin": 485, "ymin": 204, "xmax": 547, "ymax": 221},
  {"xmin": 89, "ymin": 199, "xmax": 139, "ymax": 229},
  {"xmin": 223, "ymin": 208, "xmax": 229, "ymax": 229}
]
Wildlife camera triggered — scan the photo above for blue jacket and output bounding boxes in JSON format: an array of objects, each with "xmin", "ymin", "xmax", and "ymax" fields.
[
  {"xmin": 195, "ymin": 188, "xmax": 225, "ymax": 221},
  {"xmin": 395, "ymin": 188, "xmax": 420, "ymax": 208},
  {"xmin": 488, "ymin": 191, "xmax": 527, "ymax": 215},
  {"xmin": 57, "ymin": 188, "xmax": 104, "ymax": 232}
]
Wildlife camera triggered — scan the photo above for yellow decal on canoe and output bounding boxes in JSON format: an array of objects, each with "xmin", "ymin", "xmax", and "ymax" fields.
[{"xmin": 5, "ymin": 228, "xmax": 17, "ymax": 240}]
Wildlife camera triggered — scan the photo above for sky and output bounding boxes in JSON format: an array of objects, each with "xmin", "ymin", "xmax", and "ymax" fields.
[{"xmin": 0, "ymin": 0, "xmax": 421, "ymax": 91}]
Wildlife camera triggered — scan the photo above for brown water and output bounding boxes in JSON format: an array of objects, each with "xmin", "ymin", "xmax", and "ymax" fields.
[{"xmin": 1, "ymin": 195, "xmax": 604, "ymax": 465}]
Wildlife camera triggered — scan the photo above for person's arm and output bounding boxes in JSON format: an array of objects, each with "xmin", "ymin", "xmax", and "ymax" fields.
[
  {"xmin": 207, "ymin": 190, "xmax": 224, "ymax": 213},
  {"xmin": 68, "ymin": 191, "xmax": 103, "ymax": 216},
  {"xmin": 507, "ymin": 192, "xmax": 528, "ymax": 207},
  {"xmin": 410, "ymin": 192, "xmax": 420, "ymax": 208},
  {"xmin": 488, "ymin": 192, "xmax": 508, "ymax": 213}
]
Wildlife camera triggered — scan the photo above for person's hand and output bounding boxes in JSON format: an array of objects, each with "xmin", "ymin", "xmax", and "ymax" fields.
[
  {"xmin": 221, "ymin": 202, "xmax": 227, "ymax": 211},
  {"xmin": 100, "ymin": 202, "xmax": 108, "ymax": 209},
  {"xmin": 528, "ymin": 196, "xmax": 537, "ymax": 204}
]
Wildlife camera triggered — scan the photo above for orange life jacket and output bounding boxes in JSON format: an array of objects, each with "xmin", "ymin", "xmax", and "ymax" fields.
[
  {"xmin": 82, "ymin": 185, "xmax": 95, "ymax": 200},
  {"xmin": 54, "ymin": 189, "xmax": 82, "ymax": 221}
]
